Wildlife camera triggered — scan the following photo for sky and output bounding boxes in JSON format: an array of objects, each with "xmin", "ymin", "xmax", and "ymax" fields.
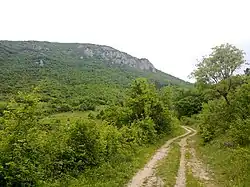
[{"xmin": 1, "ymin": 0, "xmax": 250, "ymax": 81}]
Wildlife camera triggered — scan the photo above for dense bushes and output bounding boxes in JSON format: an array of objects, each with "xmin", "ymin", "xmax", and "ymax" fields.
[
  {"xmin": 100, "ymin": 78, "xmax": 173, "ymax": 133},
  {"xmin": 0, "ymin": 78, "xmax": 175, "ymax": 186},
  {"xmin": 187, "ymin": 44, "xmax": 250, "ymax": 146},
  {"xmin": 198, "ymin": 98, "xmax": 231, "ymax": 142},
  {"xmin": 197, "ymin": 76, "xmax": 250, "ymax": 145},
  {"xmin": 68, "ymin": 120, "xmax": 107, "ymax": 168},
  {"xmin": 173, "ymin": 88, "xmax": 205, "ymax": 118}
]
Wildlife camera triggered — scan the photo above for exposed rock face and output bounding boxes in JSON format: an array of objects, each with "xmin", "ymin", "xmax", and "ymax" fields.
[
  {"xmin": 77, "ymin": 44, "xmax": 156, "ymax": 72},
  {"xmin": 0, "ymin": 40, "xmax": 157, "ymax": 73}
]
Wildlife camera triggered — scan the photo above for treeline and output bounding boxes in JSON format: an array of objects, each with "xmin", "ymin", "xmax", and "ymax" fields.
[
  {"xmin": 0, "ymin": 78, "xmax": 178, "ymax": 186},
  {"xmin": 175, "ymin": 44, "xmax": 250, "ymax": 185}
]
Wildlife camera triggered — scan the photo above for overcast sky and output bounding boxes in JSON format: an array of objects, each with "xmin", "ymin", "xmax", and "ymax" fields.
[{"xmin": 1, "ymin": 0, "xmax": 250, "ymax": 81}]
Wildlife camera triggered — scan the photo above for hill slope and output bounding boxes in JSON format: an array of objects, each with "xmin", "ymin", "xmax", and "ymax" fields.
[{"xmin": 0, "ymin": 41, "xmax": 191, "ymax": 105}]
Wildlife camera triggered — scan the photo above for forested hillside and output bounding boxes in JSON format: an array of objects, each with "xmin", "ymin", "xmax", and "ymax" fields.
[
  {"xmin": 0, "ymin": 41, "xmax": 191, "ymax": 106},
  {"xmin": 0, "ymin": 41, "xmax": 191, "ymax": 186}
]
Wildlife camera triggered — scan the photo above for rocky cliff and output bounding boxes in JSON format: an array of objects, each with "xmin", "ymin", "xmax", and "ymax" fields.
[
  {"xmin": 77, "ymin": 44, "xmax": 156, "ymax": 72},
  {"xmin": 0, "ymin": 41, "xmax": 157, "ymax": 72}
]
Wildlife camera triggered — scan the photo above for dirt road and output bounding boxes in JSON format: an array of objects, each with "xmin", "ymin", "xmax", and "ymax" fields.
[
  {"xmin": 127, "ymin": 126, "xmax": 193, "ymax": 187},
  {"xmin": 127, "ymin": 126, "xmax": 214, "ymax": 187}
]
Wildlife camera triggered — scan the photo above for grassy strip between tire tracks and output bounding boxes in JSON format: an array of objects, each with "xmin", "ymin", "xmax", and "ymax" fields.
[{"xmin": 156, "ymin": 141, "xmax": 181, "ymax": 187}]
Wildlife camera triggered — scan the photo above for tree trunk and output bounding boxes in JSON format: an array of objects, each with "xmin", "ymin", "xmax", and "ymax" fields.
[{"xmin": 222, "ymin": 94, "xmax": 230, "ymax": 105}]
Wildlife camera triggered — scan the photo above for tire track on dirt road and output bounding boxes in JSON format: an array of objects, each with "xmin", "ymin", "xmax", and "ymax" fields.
[
  {"xmin": 127, "ymin": 126, "xmax": 193, "ymax": 187},
  {"xmin": 174, "ymin": 126, "xmax": 196, "ymax": 187}
]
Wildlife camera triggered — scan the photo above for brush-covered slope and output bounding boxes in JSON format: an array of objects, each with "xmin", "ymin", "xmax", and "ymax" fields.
[{"xmin": 0, "ymin": 41, "xmax": 191, "ymax": 105}]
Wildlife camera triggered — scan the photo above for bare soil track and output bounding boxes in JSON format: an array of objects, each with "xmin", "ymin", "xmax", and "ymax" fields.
[{"xmin": 127, "ymin": 126, "xmax": 213, "ymax": 187}]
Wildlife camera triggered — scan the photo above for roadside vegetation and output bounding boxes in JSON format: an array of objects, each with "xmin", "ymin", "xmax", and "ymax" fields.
[
  {"xmin": 186, "ymin": 168, "xmax": 204, "ymax": 187},
  {"xmin": 177, "ymin": 43, "xmax": 250, "ymax": 186},
  {"xmin": 0, "ymin": 78, "xmax": 182, "ymax": 186}
]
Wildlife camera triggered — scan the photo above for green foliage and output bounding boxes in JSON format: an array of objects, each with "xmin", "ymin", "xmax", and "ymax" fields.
[
  {"xmin": 192, "ymin": 43, "xmax": 245, "ymax": 84},
  {"xmin": 180, "ymin": 115, "xmax": 198, "ymax": 127},
  {"xmin": 132, "ymin": 117, "xmax": 157, "ymax": 144},
  {"xmin": 0, "ymin": 101, "xmax": 7, "ymax": 117},
  {"xmin": 128, "ymin": 78, "xmax": 173, "ymax": 133},
  {"xmin": 190, "ymin": 44, "xmax": 250, "ymax": 146},
  {"xmin": 0, "ymin": 41, "xmax": 189, "ymax": 186},
  {"xmin": 245, "ymin": 67, "xmax": 250, "ymax": 75},
  {"xmin": 0, "ymin": 77, "xmax": 179, "ymax": 186},
  {"xmin": 229, "ymin": 118, "xmax": 250, "ymax": 146},
  {"xmin": 173, "ymin": 88, "xmax": 205, "ymax": 118},
  {"xmin": 101, "ymin": 78, "xmax": 173, "ymax": 134},
  {"xmin": 197, "ymin": 76, "xmax": 250, "ymax": 145},
  {"xmin": 159, "ymin": 86, "xmax": 173, "ymax": 109},
  {"xmin": 0, "ymin": 92, "xmax": 46, "ymax": 186},
  {"xmin": 65, "ymin": 126, "xmax": 185, "ymax": 187},
  {"xmin": 0, "ymin": 41, "xmax": 191, "ymax": 111},
  {"xmin": 98, "ymin": 105, "xmax": 132, "ymax": 128},
  {"xmin": 198, "ymin": 98, "xmax": 231, "ymax": 142},
  {"xmin": 194, "ymin": 136, "xmax": 250, "ymax": 186},
  {"xmin": 227, "ymin": 78, "xmax": 250, "ymax": 145},
  {"xmin": 192, "ymin": 43, "xmax": 245, "ymax": 105},
  {"xmin": 68, "ymin": 120, "xmax": 106, "ymax": 168},
  {"xmin": 188, "ymin": 44, "xmax": 250, "ymax": 186}
]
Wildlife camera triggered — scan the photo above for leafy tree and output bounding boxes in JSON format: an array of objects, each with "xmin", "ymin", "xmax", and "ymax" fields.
[
  {"xmin": 100, "ymin": 78, "xmax": 173, "ymax": 133},
  {"xmin": 192, "ymin": 43, "xmax": 245, "ymax": 105},
  {"xmin": 127, "ymin": 78, "xmax": 172, "ymax": 133},
  {"xmin": 127, "ymin": 78, "xmax": 157, "ymax": 120},
  {"xmin": 0, "ymin": 92, "xmax": 45, "ymax": 186},
  {"xmin": 159, "ymin": 86, "xmax": 173, "ymax": 109}
]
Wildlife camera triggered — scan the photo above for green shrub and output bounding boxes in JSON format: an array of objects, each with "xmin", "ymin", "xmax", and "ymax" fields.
[
  {"xmin": 100, "ymin": 105, "xmax": 132, "ymax": 128},
  {"xmin": 198, "ymin": 98, "xmax": 232, "ymax": 142},
  {"xmin": 78, "ymin": 103, "xmax": 95, "ymax": 111},
  {"xmin": 56, "ymin": 103, "xmax": 72, "ymax": 112},
  {"xmin": 0, "ymin": 102, "xmax": 7, "ymax": 117},
  {"xmin": 227, "ymin": 79, "xmax": 250, "ymax": 145},
  {"xmin": 228, "ymin": 117, "xmax": 250, "ymax": 146},
  {"xmin": 87, "ymin": 112, "xmax": 95, "ymax": 119},
  {"xmin": 132, "ymin": 117, "xmax": 156, "ymax": 144},
  {"xmin": 150, "ymin": 105, "xmax": 172, "ymax": 134},
  {"xmin": 180, "ymin": 115, "xmax": 198, "ymax": 127},
  {"xmin": 101, "ymin": 124, "xmax": 123, "ymax": 159},
  {"xmin": 68, "ymin": 120, "xmax": 107, "ymax": 169}
]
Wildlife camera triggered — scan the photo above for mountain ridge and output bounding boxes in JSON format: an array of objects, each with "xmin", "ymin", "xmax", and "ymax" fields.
[
  {"xmin": 0, "ymin": 40, "xmax": 191, "ymax": 104},
  {"xmin": 0, "ymin": 40, "xmax": 190, "ymax": 83},
  {"xmin": 0, "ymin": 40, "xmax": 158, "ymax": 72}
]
